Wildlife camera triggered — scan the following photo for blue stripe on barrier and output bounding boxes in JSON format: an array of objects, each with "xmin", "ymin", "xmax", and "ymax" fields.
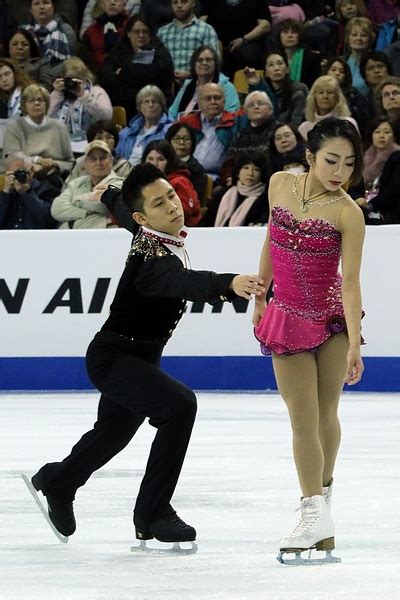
[{"xmin": 0, "ymin": 356, "xmax": 399, "ymax": 392}]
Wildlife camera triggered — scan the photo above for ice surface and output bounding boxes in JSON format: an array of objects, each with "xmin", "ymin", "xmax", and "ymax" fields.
[{"xmin": 1, "ymin": 392, "xmax": 399, "ymax": 600}]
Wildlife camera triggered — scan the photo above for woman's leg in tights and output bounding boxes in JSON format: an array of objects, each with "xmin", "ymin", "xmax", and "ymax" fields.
[
  {"xmin": 272, "ymin": 350, "xmax": 323, "ymax": 497},
  {"xmin": 272, "ymin": 333, "xmax": 349, "ymax": 497},
  {"xmin": 316, "ymin": 333, "xmax": 348, "ymax": 486}
]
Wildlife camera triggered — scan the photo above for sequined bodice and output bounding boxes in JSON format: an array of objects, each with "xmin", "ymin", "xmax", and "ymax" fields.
[{"xmin": 269, "ymin": 206, "xmax": 343, "ymax": 319}]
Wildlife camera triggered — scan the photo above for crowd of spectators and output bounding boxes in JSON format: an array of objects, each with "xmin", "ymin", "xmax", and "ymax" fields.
[{"xmin": 1, "ymin": 0, "xmax": 400, "ymax": 230}]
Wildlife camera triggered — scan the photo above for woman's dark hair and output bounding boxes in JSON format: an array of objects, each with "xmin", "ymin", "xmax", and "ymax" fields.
[
  {"xmin": 231, "ymin": 150, "xmax": 270, "ymax": 185},
  {"xmin": 165, "ymin": 122, "xmax": 197, "ymax": 153},
  {"xmin": 307, "ymin": 117, "xmax": 364, "ymax": 186},
  {"xmin": 359, "ymin": 50, "xmax": 392, "ymax": 81},
  {"xmin": 174, "ymin": 45, "xmax": 222, "ymax": 114},
  {"xmin": 268, "ymin": 122, "xmax": 306, "ymax": 171},
  {"xmin": 86, "ymin": 120, "xmax": 119, "ymax": 147},
  {"xmin": 142, "ymin": 139, "xmax": 185, "ymax": 175},
  {"xmin": 189, "ymin": 45, "xmax": 221, "ymax": 81},
  {"xmin": 366, "ymin": 114, "xmax": 399, "ymax": 146},
  {"xmin": 323, "ymin": 57, "xmax": 353, "ymax": 93},
  {"xmin": 112, "ymin": 14, "xmax": 156, "ymax": 52},
  {"xmin": 275, "ymin": 18, "xmax": 304, "ymax": 48},
  {"xmin": 263, "ymin": 51, "xmax": 293, "ymax": 113},
  {"xmin": 122, "ymin": 163, "xmax": 167, "ymax": 212},
  {"xmin": 6, "ymin": 27, "xmax": 41, "ymax": 59}
]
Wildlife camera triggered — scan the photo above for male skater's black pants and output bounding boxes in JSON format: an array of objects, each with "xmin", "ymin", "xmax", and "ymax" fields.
[{"xmin": 36, "ymin": 331, "xmax": 197, "ymax": 521}]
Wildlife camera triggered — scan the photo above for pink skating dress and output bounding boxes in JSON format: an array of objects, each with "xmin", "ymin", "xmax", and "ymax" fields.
[{"xmin": 255, "ymin": 205, "xmax": 347, "ymax": 355}]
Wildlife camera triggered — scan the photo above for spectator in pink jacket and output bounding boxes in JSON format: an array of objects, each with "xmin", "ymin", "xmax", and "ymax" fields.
[{"xmin": 48, "ymin": 57, "xmax": 112, "ymax": 142}]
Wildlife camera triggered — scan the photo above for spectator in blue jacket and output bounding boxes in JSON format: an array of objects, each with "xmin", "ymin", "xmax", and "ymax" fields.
[
  {"xmin": 169, "ymin": 45, "xmax": 240, "ymax": 119},
  {"xmin": 0, "ymin": 152, "xmax": 57, "ymax": 229},
  {"xmin": 115, "ymin": 85, "xmax": 174, "ymax": 166}
]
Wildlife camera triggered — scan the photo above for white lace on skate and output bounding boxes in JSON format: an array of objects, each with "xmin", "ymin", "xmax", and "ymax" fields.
[
  {"xmin": 277, "ymin": 495, "xmax": 340, "ymax": 566},
  {"xmin": 287, "ymin": 497, "xmax": 320, "ymax": 541}
]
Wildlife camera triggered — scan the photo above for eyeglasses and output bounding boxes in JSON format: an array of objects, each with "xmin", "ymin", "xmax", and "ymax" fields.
[
  {"xmin": 26, "ymin": 97, "xmax": 46, "ymax": 104},
  {"xmin": 382, "ymin": 90, "xmax": 400, "ymax": 98},
  {"xmin": 246, "ymin": 100, "xmax": 270, "ymax": 109},
  {"xmin": 196, "ymin": 57, "xmax": 214, "ymax": 64},
  {"xmin": 172, "ymin": 136, "xmax": 191, "ymax": 143}
]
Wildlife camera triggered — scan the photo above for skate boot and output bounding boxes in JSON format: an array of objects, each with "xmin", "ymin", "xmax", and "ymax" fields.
[
  {"xmin": 323, "ymin": 478, "xmax": 333, "ymax": 511},
  {"xmin": 132, "ymin": 511, "xmax": 197, "ymax": 554},
  {"xmin": 277, "ymin": 495, "xmax": 340, "ymax": 565},
  {"xmin": 21, "ymin": 468, "xmax": 76, "ymax": 541}
]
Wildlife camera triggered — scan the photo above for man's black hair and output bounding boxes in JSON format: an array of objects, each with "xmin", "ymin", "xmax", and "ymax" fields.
[{"xmin": 122, "ymin": 163, "xmax": 168, "ymax": 213}]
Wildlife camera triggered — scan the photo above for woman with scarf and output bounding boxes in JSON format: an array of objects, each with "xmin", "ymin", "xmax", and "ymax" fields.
[
  {"xmin": 0, "ymin": 59, "xmax": 33, "ymax": 120},
  {"xmin": 214, "ymin": 150, "xmax": 269, "ymax": 226},
  {"xmin": 81, "ymin": 0, "xmax": 129, "ymax": 73},
  {"xmin": 48, "ymin": 57, "xmax": 112, "ymax": 143},
  {"xmin": 21, "ymin": 0, "xmax": 75, "ymax": 67}
]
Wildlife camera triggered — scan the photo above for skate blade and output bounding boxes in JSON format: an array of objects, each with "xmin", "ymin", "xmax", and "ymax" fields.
[
  {"xmin": 277, "ymin": 550, "xmax": 341, "ymax": 566},
  {"xmin": 130, "ymin": 540, "xmax": 198, "ymax": 555},
  {"xmin": 21, "ymin": 474, "xmax": 69, "ymax": 544}
]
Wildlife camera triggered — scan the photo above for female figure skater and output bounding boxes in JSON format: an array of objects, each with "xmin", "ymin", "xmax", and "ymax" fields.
[{"xmin": 253, "ymin": 117, "xmax": 365, "ymax": 563}]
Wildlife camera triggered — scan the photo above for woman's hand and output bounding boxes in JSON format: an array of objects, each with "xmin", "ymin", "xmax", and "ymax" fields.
[
  {"xmin": 53, "ymin": 77, "xmax": 65, "ymax": 92},
  {"xmin": 344, "ymin": 347, "xmax": 364, "ymax": 385},
  {"xmin": 252, "ymin": 300, "xmax": 266, "ymax": 327},
  {"xmin": 243, "ymin": 66, "xmax": 261, "ymax": 86},
  {"xmin": 230, "ymin": 275, "xmax": 265, "ymax": 300}
]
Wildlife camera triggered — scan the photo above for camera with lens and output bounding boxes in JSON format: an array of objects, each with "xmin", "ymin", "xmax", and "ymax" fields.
[
  {"xmin": 63, "ymin": 77, "xmax": 80, "ymax": 95},
  {"xmin": 13, "ymin": 169, "xmax": 30, "ymax": 184}
]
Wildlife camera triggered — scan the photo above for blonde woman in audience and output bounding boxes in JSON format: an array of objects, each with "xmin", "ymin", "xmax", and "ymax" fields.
[
  {"xmin": 344, "ymin": 16, "xmax": 375, "ymax": 96},
  {"xmin": 80, "ymin": 0, "xmax": 141, "ymax": 38},
  {"xmin": 298, "ymin": 75, "xmax": 359, "ymax": 140},
  {"xmin": 3, "ymin": 83, "xmax": 73, "ymax": 180}
]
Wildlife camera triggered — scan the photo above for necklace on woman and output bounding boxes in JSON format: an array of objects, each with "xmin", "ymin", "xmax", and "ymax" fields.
[{"xmin": 293, "ymin": 173, "xmax": 342, "ymax": 213}]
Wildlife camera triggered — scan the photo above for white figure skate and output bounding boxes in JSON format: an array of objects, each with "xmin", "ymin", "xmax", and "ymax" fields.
[
  {"xmin": 323, "ymin": 478, "xmax": 333, "ymax": 511},
  {"xmin": 277, "ymin": 494, "xmax": 341, "ymax": 565}
]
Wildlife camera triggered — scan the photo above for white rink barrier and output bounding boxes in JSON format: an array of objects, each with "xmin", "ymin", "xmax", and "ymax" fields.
[{"xmin": 1, "ymin": 226, "xmax": 399, "ymax": 391}]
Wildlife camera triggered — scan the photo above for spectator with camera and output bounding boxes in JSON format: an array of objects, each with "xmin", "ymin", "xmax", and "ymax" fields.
[
  {"xmin": 0, "ymin": 152, "xmax": 57, "ymax": 229},
  {"xmin": 48, "ymin": 57, "xmax": 112, "ymax": 144}
]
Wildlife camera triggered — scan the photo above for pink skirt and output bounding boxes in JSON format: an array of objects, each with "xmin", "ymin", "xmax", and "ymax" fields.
[{"xmin": 254, "ymin": 300, "xmax": 347, "ymax": 356}]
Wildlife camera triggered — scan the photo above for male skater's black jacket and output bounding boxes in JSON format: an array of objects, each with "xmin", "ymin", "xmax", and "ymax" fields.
[{"xmin": 101, "ymin": 230, "xmax": 237, "ymax": 342}]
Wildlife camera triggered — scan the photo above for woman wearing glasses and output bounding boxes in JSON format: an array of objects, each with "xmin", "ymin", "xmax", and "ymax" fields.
[
  {"xmin": 3, "ymin": 83, "xmax": 73, "ymax": 180},
  {"xmin": 168, "ymin": 46, "xmax": 240, "ymax": 120},
  {"xmin": 102, "ymin": 14, "xmax": 174, "ymax": 121},
  {"xmin": 375, "ymin": 76, "xmax": 400, "ymax": 121}
]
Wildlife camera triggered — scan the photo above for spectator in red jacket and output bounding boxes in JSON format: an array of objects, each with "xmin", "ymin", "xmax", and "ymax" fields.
[
  {"xmin": 142, "ymin": 139, "xmax": 201, "ymax": 226},
  {"xmin": 81, "ymin": 0, "xmax": 129, "ymax": 73}
]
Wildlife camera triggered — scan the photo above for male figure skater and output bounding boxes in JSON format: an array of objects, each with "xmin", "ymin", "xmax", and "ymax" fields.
[{"xmin": 25, "ymin": 164, "xmax": 265, "ymax": 548}]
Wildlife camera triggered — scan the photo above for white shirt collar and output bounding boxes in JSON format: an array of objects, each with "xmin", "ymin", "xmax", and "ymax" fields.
[
  {"xmin": 142, "ymin": 225, "xmax": 189, "ymax": 265},
  {"xmin": 24, "ymin": 115, "xmax": 48, "ymax": 129}
]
